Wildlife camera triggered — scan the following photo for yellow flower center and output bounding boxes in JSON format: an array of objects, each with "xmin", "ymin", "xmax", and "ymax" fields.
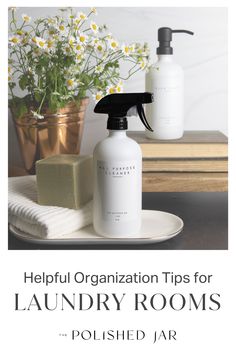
[
  {"xmin": 124, "ymin": 46, "xmax": 129, "ymax": 53},
  {"xmin": 111, "ymin": 41, "xmax": 117, "ymax": 48},
  {"xmin": 23, "ymin": 16, "xmax": 30, "ymax": 22},
  {"xmin": 74, "ymin": 19, "xmax": 81, "ymax": 25},
  {"xmin": 79, "ymin": 36, "xmax": 86, "ymax": 42},
  {"xmin": 96, "ymin": 93, "xmax": 102, "ymax": 100},
  {"xmin": 116, "ymin": 86, "xmax": 121, "ymax": 93},
  {"xmin": 17, "ymin": 30, "xmax": 24, "ymax": 35},
  {"xmin": 108, "ymin": 87, "xmax": 115, "ymax": 94},
  {"xmin": 67, "ymin": 79, "xmax": 74, "ymax": 87},
  {"xmin": 11, "ymin": 37, "xmax": 19, "ymax": 44},
  {"xmin": 97, "ymin": 45, "xmax": 103, "ymax": 52},
  {"xmin": 76, "ymin": 44, "xmax": 82, "ymax": 51},
  {"xmin": 59, "ymin": 25, "xmax": 65, "ymax": 31},
  {"xmin": 47, "ymin": 40, "xmax": 54, "ymax": 48},
  {"xmin": 38, "ymin": 41, "xmax": 45, "ymax": 47},
  {"xmin": 32, "ymin": 37, "xmax": 37, "ymax": 43},
  {"xmin": 92, "ymin": 24, "xmax": 97, "ymax": 30}
]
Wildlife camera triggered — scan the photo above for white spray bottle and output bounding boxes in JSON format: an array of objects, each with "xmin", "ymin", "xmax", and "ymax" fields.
[
  {"xmin": 93, "ymin": 93, "xmax": 153, "ymax": 238},
  {"xmin": 146, "ymin": 27, "xmax": 194, "ymax": 140}
]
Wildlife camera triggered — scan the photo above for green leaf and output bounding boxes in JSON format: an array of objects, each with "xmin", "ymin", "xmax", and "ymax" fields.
[
  {"xmin": 19, "ymin": 75, "xmax": 28, "ymax": 90},
  {"xmin": 48, "ymin": 94, "xmax": 61, "ymax": 112},
  {"xmin": 93, "ymin": 77, "xmax": 100, "ymax": 86},
  {"xmin": 18, "ymin": 102, "xmax": 28, "ymax": 118},
  {"xmin": 34, "ymin": 92, "xmax": 42, "ymax": 103}
]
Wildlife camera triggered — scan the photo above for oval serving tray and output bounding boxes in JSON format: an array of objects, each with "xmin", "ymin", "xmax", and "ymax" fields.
[{"xmin": 9, "ymin": 209, "xmax": 184, "ymax": 245}]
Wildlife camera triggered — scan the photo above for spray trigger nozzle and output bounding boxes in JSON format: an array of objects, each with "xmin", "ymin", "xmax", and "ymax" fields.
[{"xmin": 94, "ymin": 92, "xmax": 154, "ymax": 131}]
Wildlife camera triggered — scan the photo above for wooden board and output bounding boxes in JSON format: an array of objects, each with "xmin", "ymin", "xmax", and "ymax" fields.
[
  {"xmin": 142, "ymin": 172, "xmax": 228, "ymax": 192},
  {"xmin": 128, "ymin": 131, "xmax": 228, "ymax": 158},
  {"xmin": 142, "ymin": 158, "xmax": 228, "ymax": 172}
]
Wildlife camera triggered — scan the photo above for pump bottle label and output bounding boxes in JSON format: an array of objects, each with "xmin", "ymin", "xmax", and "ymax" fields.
[{"xmin": 97, "ymin": 160, "xmax": 141, "ymax": 223}]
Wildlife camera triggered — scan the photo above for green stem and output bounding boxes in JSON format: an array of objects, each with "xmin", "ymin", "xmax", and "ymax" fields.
[
  {"xmin": 9, "ymin": 84, "xmax": 15, "ymax": 100},
  {"xmin": 37, "ymin": 89, "xmax": 47, "ymax": 114},
  {"xmin": 120, "ymin": 65, "xmax": 140, "ymax": 80}
]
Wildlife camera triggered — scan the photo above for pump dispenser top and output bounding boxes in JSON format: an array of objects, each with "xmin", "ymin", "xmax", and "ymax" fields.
[
  {"xmin": 94, "ymin": 92, "xmax": 153, "ymax": 131},
  {"xmin": 157, "ymin": 27, "xmax": 194, "ymax": 55}
]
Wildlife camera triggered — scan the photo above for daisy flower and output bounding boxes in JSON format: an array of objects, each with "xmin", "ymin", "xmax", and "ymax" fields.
[
  {"xmin": 95, "ymin": 41, "xmax": 105, "ymax": 54},
  {"xmin": 31, "ymin": 36, "xmax": 37, "ymax": 45},
  {"xmin": 129, "ymin": 44, "xmax": 135, "ymax": 53},
  {"xmin": 109, "ymin": 38, "xmax": 119, "ymax": 51},
  {"xmin": 68, "ymin": 14, "xmax": 75, "ymax": 20},
  {"xmin": 46, "ymin": 38, "xmax": 55, "ymax": 52},
  {"xmin": 58, "ymin": 24, "xmax": 66, "ymax": 32},
  {"xmin": 77, "ymin": 33, "xmax": 87, "ymax": 44},
  {"xmin": 90, "ymin": 21, "xmax": 98, "ymax": 34},
  {"xmin": 36, "ymin": 37, "xmax": 47, "ymax": 49},
  {"xmin": 94, "ymin": 64, "xmax": 104, "ymax": 74},
  {"xmin": 121, "ymin": 44, "xmax": 133, "ymax": 56},
  {"xmin": 74, "ymin": 42, "xmax": 84, "ymax": 53},
  {"xmin": 138, "ymin": 57, "xmax": 148, "ymax": 70},
  {"xmin": 16, "ymin": 30, "xmax": 24, "ymax": 36},
  {"xmin": 66, "ymin": 78, "xmax": 78, "ymax": 90},
  {"xmin": 93, "ymin": 91, "xmax": 104, "ymax": 103},
  {"xmin": 68, "ymin": 36, "xmax": 75, "ymax": 47},
  {"xmin": 8, "ymin": 35, "xmax": 21, "ymax": 46},
  {"xmin": 75, "ymin": 53, "xmax": 84, "ymax": 64},
  {"xmin": 47, "ymin": 17, "xmax": 56, "ymax": 25},
  {"xmin": 77, "ymin": 12, "xmax": 87, "ymax": 21},
  {"xmin": 106, "ymin": 85, "xmax": 116, "ymax": 95},
  {"xmin": 91, "ymin": 7, "xmax": 97, "ymax": 15},
  {"xmin": 91, "ymin": 37, "xmax": 99, "ymax": 46},
  {"xmin": 22, "ymin": 14, "xmax": 31, "ymax": 23},
  {"xmin": 115, "ymin": 81, "xmax": 123, "ymax": 93}
]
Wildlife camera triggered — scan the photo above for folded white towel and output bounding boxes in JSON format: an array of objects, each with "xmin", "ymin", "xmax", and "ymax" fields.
[{"xmin": 8, "ymin": 176, "xmax": 92, "ymax": 239}]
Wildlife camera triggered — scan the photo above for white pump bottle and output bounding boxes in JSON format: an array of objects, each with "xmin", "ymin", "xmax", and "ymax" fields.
[{"xmin": 145, "ymin": 27, "xmax": 194, "ymax": 140}]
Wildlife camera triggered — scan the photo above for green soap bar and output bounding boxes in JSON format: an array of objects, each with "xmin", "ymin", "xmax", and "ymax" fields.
[{"xmin": 36, "ymin": 155, "xmax": 93, "ymax": 209}]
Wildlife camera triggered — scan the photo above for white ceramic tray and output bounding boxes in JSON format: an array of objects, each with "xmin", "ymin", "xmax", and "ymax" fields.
[{"xmin": 9, "ymin": 210, "xmax": 184, "ymax": 245}]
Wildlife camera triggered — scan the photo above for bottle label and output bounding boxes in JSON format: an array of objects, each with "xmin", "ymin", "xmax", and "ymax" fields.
[
  {"xmin": 154, "ymin": 83, "xmax": 183, "ymax": 127},
  {"xmin": 97, "ymin": 160, "xmax": 141, "ymax": 223}
]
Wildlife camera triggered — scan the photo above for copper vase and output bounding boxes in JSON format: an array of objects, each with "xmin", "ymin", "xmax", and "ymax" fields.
[{"xmin": 12, "ymin": 98, "xmax": 89, "ymax": 174}]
